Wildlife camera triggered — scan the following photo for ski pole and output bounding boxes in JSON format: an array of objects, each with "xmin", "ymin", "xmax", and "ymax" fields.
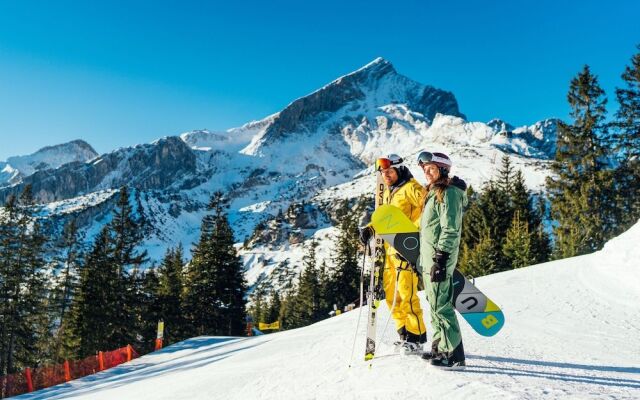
[
  {"xmin": 348, "ymin": 246, "xmax": 368, "ymax": 368},
  {"xmin": 359, "ymin": 243, "xmax": 368, "ymax": 307}
]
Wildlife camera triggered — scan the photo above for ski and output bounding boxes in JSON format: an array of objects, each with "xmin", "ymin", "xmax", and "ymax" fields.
[
  {"xmin": 370, "ymin": 204, "xmax": 505, "ymax": 337},
  {"xmin": 364, "ymin": 170, "xmax": 386, "ymax": 361}
]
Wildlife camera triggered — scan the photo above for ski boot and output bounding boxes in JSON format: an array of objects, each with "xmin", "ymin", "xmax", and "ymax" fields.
[
  {"xmin": 421, "ymin": 338, "xmax": 441, "ymax": 361},
  {"xmin": 399, "ymin": 331, "xmax": 426, "ymax": 356},
  {"xmin": 430, "ymin": 341, "xmax": 466, "ymax": 369},
  {"xmin": 393, "ymin": 327, "xmax": 407, "ymax": 349},
  {"xmin": 400, "ymin": 341, "xmax": 423, "ymax": 356}
]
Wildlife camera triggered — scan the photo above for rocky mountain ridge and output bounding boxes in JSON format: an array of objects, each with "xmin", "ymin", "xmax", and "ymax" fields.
[{"xmin": 0, "ymin": 58, "xmax": 559, "ymax": 292}]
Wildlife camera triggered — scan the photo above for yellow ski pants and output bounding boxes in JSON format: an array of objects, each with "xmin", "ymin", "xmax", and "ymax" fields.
[{"xmin": 383, "ymin": 255, "xmax": 426, "ymax": 340}]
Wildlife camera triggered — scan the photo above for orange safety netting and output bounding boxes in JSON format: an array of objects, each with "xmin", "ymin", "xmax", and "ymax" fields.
[
  {"xmin": 102, "ymin": 346, "xmax": 139, "ymax": 370},
  {"xmin": 0, "ymin": 345, "xmax": 141, "ymax": 399},
  {"xmin": 0, "ymin": 372, "xmax": 28, "ymax": 399}
]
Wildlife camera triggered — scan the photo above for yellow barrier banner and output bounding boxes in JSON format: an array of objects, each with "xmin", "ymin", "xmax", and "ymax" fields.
[{"xmin": 258, "ymin": 321, "xmax": 280, "ymax": 330}]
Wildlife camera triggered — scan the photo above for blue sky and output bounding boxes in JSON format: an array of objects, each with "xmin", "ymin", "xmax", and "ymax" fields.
[{"xmin": 0, "ymin": 0, "xmax": 638, "ymax": 161}]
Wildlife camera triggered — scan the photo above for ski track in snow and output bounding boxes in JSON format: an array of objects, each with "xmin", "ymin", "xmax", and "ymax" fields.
[{"xmin": 14, "ymin": 224, "xmax": 640, "ymax": 400}]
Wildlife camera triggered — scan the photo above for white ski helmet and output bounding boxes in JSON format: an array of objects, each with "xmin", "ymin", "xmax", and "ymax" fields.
[{"xmin": 376, "ymin": 154, "xmax": 404, "ymax": 171}]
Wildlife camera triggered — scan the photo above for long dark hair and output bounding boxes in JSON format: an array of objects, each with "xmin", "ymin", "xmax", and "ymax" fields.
[{"xmin": 426, "ymin": 173, "xmax": 450, "ymax": 204}]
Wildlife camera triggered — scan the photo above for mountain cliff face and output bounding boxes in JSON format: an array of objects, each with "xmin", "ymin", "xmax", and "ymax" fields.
[
  {"xmin": 0, "ymin": 139, "xmax": 98, "ymax": 187},
  {"xmin": 0, "ymin": 137, "xmax": 196, "ymax": 204},
  {"xmin": 490, "ymin": 118, "xmax": 558, "ymax": 158},
  {"xmin": 0, "ymin": 58, "xmax": 558, "ymax": 292},
  {"xmin": 240, "ymin": 58, "xmax": 465, "ymax": 158},
  {"xmin": 257, "ymin": 58, "xmax": 463, "ymax": 144}
]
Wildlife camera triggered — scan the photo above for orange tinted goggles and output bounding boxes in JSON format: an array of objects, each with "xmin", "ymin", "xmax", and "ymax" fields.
[{"xmin": 375, "ymin": 158, "xmax": 392, "ymax": 171}]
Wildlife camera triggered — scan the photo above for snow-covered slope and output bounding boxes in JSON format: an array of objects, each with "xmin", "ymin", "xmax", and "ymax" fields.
[{"xmin": 18, "ymin": 222, "xmax": 640, "ymax": 400}]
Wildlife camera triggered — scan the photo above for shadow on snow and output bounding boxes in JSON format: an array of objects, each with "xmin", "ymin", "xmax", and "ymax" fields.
[{"xmin": 462, "ymin": 354, "xmax": 640, "ymax": 389}]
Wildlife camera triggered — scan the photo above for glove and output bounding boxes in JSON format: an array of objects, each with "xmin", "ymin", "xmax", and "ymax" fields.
[
  {"xmin": 430, "ymin": 250, "xmax": 449, "ymax": 283},
  {"xmin": 358, "ymin": 226, "xmax": 374, "ymax": 245}
]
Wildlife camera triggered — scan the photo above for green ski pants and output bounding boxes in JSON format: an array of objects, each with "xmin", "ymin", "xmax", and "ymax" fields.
[{"xmin": 425, "ymin": 273, "xmax": 462, "ymax": 354}]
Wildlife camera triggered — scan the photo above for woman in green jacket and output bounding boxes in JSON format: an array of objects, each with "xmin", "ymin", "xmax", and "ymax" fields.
[{"xmin": 417, "ymin": 150, "xmax": 468, "ymax": 368}]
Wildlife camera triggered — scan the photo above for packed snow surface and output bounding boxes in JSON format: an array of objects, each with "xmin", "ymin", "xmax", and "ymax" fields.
[{"xmin": 16, "ymin": 222, "xmax": 640, "ymax": 399}]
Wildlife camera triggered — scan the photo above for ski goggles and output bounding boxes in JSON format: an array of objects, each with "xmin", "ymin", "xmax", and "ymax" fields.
[
  {"xmin": 376, "ymin": 155, "xmax": 403, "ymax": 171},
  {"xmin": 375, "ymin": 157, "xmax": 393, "ymax": 171},
  {"xmin": 416, "ymin": 151, "xmax": 452, "ymax": 168}
]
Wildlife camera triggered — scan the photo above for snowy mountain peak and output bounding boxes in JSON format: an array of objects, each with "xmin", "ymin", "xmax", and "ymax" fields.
[
  {"xmin": 240, "ymin": 58, "xmax": 464, "ymax": 156},
  {"xmin": 332, "ymin": 56, "xmax": 396, "ymax": 86},
  {"xmin": 527, "ymin": 118, "xmax": 559, "ymax": 141},
  {"xmin": 180, "ymin": 129, "xmax": 226, "ymax": 150},
  {"xmin": 0, "ymin": 139, "xmax": 98, "ymax": 187},
  {"xmin": 0, "ymin": 136, "xmax": 196, "ymax": 204},
  {"xmin": 179, "ymin": 113, "xmax": 279, "ymax": 153},
  {"xmin": 487, "ymin": 118, "xmax": 515, "ymax": 133},
  {"xmin": 360, "ymin": 56, "xmax": 388, "ymax": 69},
  {"xmin": 490, "ymin": 118, "xmax": 559, "ymax": 159}
]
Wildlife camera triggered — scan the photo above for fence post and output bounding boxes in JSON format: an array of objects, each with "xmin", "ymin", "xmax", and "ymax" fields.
[
  {"xmin": 126, "ymin": 345, "xmax": 133, "ymax": 362},
  {"xmin": 98, "ymin": 351, "xmax": 105, "ymax": 371},
  {"xmin": 64, "ymin": 360, "xmax": 71, "ymax": 381},
  {"xmin": 25, "ymin": 367, "xmax": 34, "ymax": 392},
  {"xmin": 246, "ymin": 315, "xmax": 253, "ymax": 337},
  {"xmin": 155, "ymin": 320, "xmax": 164, "ymax": 351}
]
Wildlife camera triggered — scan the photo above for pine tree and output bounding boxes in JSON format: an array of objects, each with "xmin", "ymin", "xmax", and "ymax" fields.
[
  {"xmin": 461, "ymin": 181, "xmax": 511, "ymax": 271},
  {"xmin": 265, "ymin": 291, "xmax": 281, "ymax": 326},
  {"xmin": 613, "ymin": 44, "xmax": 640, "ymax": 229},
  {"xmin": 458, "ymin": 230, "xmax": 500, "ymax": 278},
  {"xmin": 66, "ymin": 186, "xmax": 149, "ymax": 357},
  {"xmin": 546, "ymin": 65, "xmax": 613, "ymax": 258},
  {"xmin": 52, "ymin": 219, "xmax": 85, "ymax": 361},
  {"xmin": 291, "ymin": 241, "xmax": 322, "ymax": 328},
  {"xmin": 497, "ymin": 154, "xmax": 515, "ymax": 194},
  {"xmin": 0, "ymin": 194, "xmax": 21, "ymax": 375},
  {"xmin": 248, "ymin": 287, "xmax": 267, "ymax": 330},
  {"xmin": 297, "ymin": 264, "xmax": 322, "ymax": 325},
  {"xmin": 465, "ymin": 185, "xmax": 477, "ymax": 210},
  {"xmin": 317, "ymin": 260, "xmax": 331, "ymax": 318},
  {"xmin": 209, "ymin": 192, "xmax": 247, "ymax": 336},
  {"xmin": 18, "ymin": 187, "xmax": 49, "ymax": 367},
  {"xmin": 503, "ymin": 211, "xmax": 535, "ymax": 269},
  {"xmin": 510, "ymin": 170, "xmax": 531, "ymax": 223},
  {"xmin": 138, "ymin": 266, "xmax": 161, "ymax": 353},
  {"xmin": 184, "ymin": 191, "xmax": 247, "ymax": 336},
  {"xmin": 327, "ymin": 199, "xmax": 363, "ymax": 312},
  {"xmin": 67, "ymin": 227, "xmax": 117, "ymax": 357},
  {"xmin": 184, "ymin": 211, "xmax": 218, "ymax": 337},
  {"xmin": 511, "ymin": 171, "xmax": 551, "ymax": 264},
  {"xmin": 460, "ymin": 158, "xmax": 551, "ymax": 274},
  {"xmin": 110, "ymin": 187, "xmax": 148, "ymax": 348},
  {"xmin": 279, "ymin": 289, "xmax": 297, "ymax": 330},
  {"xmin": 294, "ymin": 239, "xmax": 324, "ymax": 326},
  {"xmin": 531, "ymin": 196, "xmax": 552, "ymax": 264},
  {"xmin": 155, "ymin": 246, "xmax": 187, "ymax": 344},
  {"xmin": 0, "ymin": 186, "xmax": 50, "ymax": 374}
]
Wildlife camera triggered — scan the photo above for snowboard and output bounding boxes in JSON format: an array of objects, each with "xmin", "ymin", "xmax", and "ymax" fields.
[{"xmin": 370, "ymin": 204, "xmax": 505, "ymax": 337}]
